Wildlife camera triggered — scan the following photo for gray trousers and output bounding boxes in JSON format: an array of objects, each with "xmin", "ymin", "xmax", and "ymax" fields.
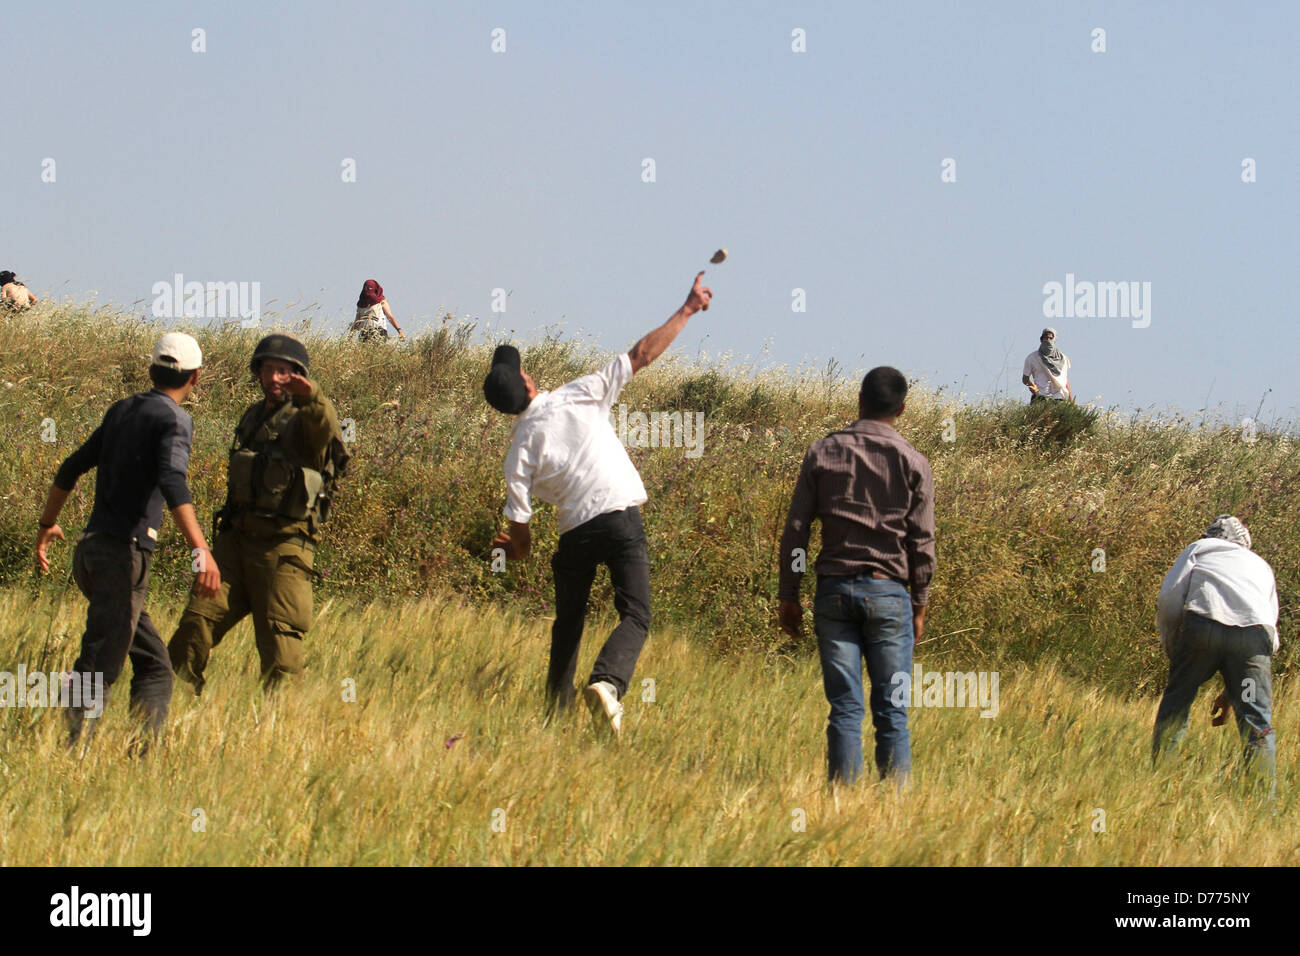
[
  {"xmin": 1153, "ymin": 610, "xmax": 1275, "ymax": 792},
  {"xmin": 69, "ymin": 533, "xmax": 174, "ymax": 743}
]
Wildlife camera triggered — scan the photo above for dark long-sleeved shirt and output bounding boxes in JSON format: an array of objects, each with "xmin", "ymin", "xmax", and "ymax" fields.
[
  {"xmin": 777, "ymin": 419, "xmax": 935, "ymax": 604},
  {"xmin": 53, "ymin": 389, "xmax": 195, "ymax": 552}
]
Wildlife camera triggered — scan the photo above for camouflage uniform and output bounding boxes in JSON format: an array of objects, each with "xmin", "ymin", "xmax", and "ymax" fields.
[{"xmin": 169, "ymin": 340, "xmax": 347, "ymax": 692}]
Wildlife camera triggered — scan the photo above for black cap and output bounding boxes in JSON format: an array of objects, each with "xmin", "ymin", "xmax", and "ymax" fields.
[{"xmin": 483, "ymin": 344, "xmax": 529, "ymax": 414}]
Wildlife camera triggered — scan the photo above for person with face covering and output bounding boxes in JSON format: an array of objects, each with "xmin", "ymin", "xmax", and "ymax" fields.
[
  {"xmin": 350, "ymin": 279, "xmax": 405, "ymax": 342},
  {"xmin": 1153, "ymin": 515, "xmax": 1280, "ymax": 796},
  {"xmin": 1021, "ymin": 327, "xmax": 1072, "ymax": 402}
]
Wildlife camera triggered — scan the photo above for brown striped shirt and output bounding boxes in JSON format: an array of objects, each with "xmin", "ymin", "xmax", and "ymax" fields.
[{"xmin": 777, "ymin": 419, "xmax": 935, "ymax": 604}]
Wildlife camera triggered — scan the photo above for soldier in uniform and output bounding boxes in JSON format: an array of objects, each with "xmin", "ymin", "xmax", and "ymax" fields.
[{"xmin": 168, "ymin": 334, "xmax": 348, "ymax": 693}]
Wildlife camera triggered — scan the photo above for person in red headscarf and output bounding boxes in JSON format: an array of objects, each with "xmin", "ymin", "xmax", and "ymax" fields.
[{"xmin": 350, "ymin": 280, "xmax": 405, "ymax": 342}]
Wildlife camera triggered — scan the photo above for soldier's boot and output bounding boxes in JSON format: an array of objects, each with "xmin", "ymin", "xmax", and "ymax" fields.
[{"xmin": 168, "ymin": 609, "xmax": 220, "ymax": 697}]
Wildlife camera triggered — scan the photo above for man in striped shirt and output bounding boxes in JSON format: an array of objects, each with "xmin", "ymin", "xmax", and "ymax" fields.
[{"xmin": 777, "ymin": 366, "xmax": 936, "ymax": 785}]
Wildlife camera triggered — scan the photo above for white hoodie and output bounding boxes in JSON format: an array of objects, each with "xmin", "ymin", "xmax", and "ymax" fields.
[{"xmin": 1156, "ymin": 538, "xmax": 1279, "ymax": 654}]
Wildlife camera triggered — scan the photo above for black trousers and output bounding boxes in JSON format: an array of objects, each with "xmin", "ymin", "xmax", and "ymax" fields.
[
  {"xmin": 547, "ymin": 506, "xmax": 651, "ymax": 709},
  {"xmin": 70, "ymin": 533, "xmax": 174, "ymax": 742}
]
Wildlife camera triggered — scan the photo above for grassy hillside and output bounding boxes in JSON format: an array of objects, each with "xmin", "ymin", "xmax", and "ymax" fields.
[
  {"xmin": 1, "ymin": 304, "xmax": 1294, "ymax": 695},
  {"xmin": 0, "ymin": 588, "xmax": 1293, "ymax": 866}
]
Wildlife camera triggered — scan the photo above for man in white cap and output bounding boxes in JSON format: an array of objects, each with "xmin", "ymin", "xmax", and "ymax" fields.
[
  {"xmin": 1153, "ymin": 515, "xmax": 1279, "ymax": 792},
  {"xmin": 35, "ymin": 332, "xmax": 220, "ymax": 747},
  {"xmin": 483, "ymin": 271, "xmax": 712, "ymax": 738},
  {"xmin": 1021, "ymin": 327, "xmax": 1072, "ymax": 402}
]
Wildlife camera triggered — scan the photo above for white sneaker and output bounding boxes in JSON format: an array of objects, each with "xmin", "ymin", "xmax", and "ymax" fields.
[{"xmin": 584, "ymin": 681, "xmax": 623, "ymax": 740}]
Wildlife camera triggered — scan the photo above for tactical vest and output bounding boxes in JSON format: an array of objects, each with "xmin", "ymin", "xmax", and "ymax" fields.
[{"xmin": 225, "ymin": 399, "xmax": 348, "ymax": 532}]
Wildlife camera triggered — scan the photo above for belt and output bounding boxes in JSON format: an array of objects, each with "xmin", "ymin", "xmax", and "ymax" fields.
[{"xmin": 820, "ymin": 569, "xmax": 905, "ymax": 586}]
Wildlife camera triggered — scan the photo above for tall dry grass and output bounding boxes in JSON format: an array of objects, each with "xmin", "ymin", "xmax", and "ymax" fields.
[{"xmin": 0, "ymin": 588, "xmax": 1291, "ymax": 866}]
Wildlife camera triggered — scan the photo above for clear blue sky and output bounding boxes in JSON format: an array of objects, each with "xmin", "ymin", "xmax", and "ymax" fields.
[{"xmin": 7, "ymin": 1, "xmax": 1297, "ymax": 425}]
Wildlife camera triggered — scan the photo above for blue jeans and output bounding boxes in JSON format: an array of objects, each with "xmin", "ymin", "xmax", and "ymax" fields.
[
  {"xmin": 1152, "ymin": 610, "xmax": 1275, "ymax": 792},
  {"xmin": 813, "ymin": 575, "xmax": 914, "ymax": 784}
]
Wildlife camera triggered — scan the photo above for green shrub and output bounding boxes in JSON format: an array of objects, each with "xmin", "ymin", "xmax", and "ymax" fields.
[{"xmin": 1001, "ymin": 399, "xmax": 1100, "ymax": 444}]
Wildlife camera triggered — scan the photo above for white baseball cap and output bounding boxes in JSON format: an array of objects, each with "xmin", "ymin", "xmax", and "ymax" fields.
[{"xmin": 152, "ymin": 332, "xmax": 203, "ymax": 372}]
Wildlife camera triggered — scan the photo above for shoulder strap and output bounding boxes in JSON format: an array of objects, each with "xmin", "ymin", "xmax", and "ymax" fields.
[{"xmin": 232, "ymin": 403, "xmax": 263, "ymax": 452}]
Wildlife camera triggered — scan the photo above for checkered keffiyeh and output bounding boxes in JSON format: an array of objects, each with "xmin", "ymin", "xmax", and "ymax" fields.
[
  {"xmin": 1038, "ymin": 328, "xmax": 1064, "ymax": 376},
  {"xmin": 1204, "ymin": 515, "xmax": 1252, "ymax": 550}
]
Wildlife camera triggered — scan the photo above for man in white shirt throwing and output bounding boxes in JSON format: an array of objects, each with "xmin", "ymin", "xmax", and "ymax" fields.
[
  {"xmin": 1153, "ymin": 515, "xmax": 1279, "ymax": 793},
  {"xmin": 483, "ymin": 272, "xmax": 713, "ymax": 738},
  {"xmin": 1021, "ymin": 327, "xmax": 1072, "ymax": 402}
]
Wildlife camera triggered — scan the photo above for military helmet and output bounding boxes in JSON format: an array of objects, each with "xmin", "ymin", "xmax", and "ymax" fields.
[{"xmin": 251, "ymin": 334, "xmax": 310, "ymax": 376}]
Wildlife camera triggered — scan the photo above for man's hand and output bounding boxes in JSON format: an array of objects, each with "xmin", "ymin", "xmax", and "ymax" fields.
[
  {"xmin": 684, "ymin": 271, "xmax": 712, "ymax": 315},
  {"xmin": 285, "ymin": 373, "xmax": 314, "ymax": 398},
  {"xmin": 1210, "ymin": 691, "xmax": 1233, "ymax": 727},
  {"xmin": 912, "ymin": 604, "xmax": 927, "ymax": 645},
  {"xmin": 491, "ymin": 531, "xmax": 517, "ymax": 560},
  {"xmin": 777, "ymin": 599, "xmax": 803, "ymax": 638},
  {"xmin": 192, "ymin": 546, "xmax": 221, "ymax": 599},
  {"xmin": 171, "ymin": 504, "xmax": 220, "ymax": 597},
  {"xmin": 36, "ymin": 524, "xmax": 65, "ymax": 573},
  {"xmin": 629, "ymin": 272, "xmax": 715, "ymax": 373},
  {"xmin": 491, "ymin": 521, "xmax": 531, "ymax": 561}
]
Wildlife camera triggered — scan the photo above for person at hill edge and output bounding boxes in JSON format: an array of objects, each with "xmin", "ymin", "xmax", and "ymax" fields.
[
  {"xmin": 1153, "ymin": 515, "xmax": 1279, "ymax": 795},
  {"xmin": 777, "ymin": 367, "xmax": 936, "ymax": 786},
  {"xmin": 34, "ymin": 333, "xmax": 220, "ymax": 747},
  {"xmin": 1, "ymin": 270, "xmax": 39, "ymax": 310},
  {"xmin": 1021, "ymin": 327, "xmax": 1072, "ymax": 402},
  {"xmin": 350, "ymin": 279, "xmax": 405, "ymax": 341},
  {"xmin": 483, "ymin": 271, "xmax": 713, "ymax": 739},
  {"xmin": 168, "ymin": 334, "xmax": 349, "ymax": 694}
]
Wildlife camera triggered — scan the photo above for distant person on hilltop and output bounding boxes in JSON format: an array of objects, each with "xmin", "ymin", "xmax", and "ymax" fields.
[
  {"xmin": 483, "ymin": 271, "xmax": 713, "ymax": 740},
  {"xmin": 1, "ymin": 270, "xmax": 39, "ymax": 310},
  {"xmin": 1022, "ymin": 327, "xmax": 1072, "ymax": 402},
  {"xmin": 350, "ymin": 279, "xmax": 405, "ymax": 342},
  {"xmin": 1153, "ymin": 515, "xmax": 1279, "ymax": 796},
  {"xmin": 777, "ymin": 366, "xmax": 936, "ymax": 787}
]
